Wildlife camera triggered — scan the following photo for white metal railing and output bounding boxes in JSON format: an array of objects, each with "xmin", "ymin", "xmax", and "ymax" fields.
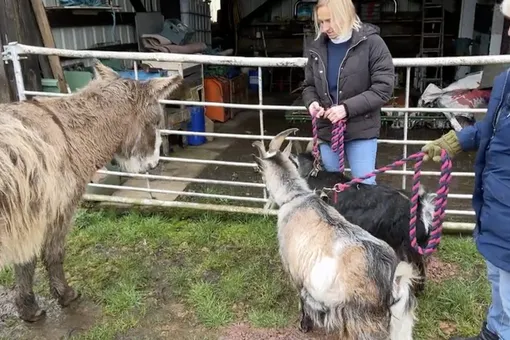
[{"xmin": 3, "ymin": 41, "xmax": 503, "ymax": 232}]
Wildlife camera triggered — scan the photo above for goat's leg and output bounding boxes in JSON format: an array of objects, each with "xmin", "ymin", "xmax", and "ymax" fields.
[
  {"xmin": 14, "ymin": 258, "xmax": 46, "ymax": 322},
  {"xmin": 414, "ymin": 258, "xmax": 427, "ymax": 295},
  {"xmin": 298, "ymin": 297, "xmax": 314, "ymax": 333},
  {"xmin": 42, "ymin": 214, "xmax": 79, "ymax": 307}
]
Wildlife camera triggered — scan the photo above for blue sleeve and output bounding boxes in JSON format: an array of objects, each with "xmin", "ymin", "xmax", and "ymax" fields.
[
  {"xmin": 456, "ymin": 121, "xmax": 484, "ymax": 152},
  {"xmin": 456, "ymin": 70, "xmax": 508, "ymax": 152}
]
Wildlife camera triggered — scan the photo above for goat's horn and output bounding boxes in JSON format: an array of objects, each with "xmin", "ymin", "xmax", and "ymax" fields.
[
  {"xmin": 282, "ymin": 140, "xmax": 293, "ymax": 157},
  {"xmin": 268, "ymin": 128, "xmax": 299, "ymax": 152},
  {"xmin": 252, "ymin": 140, "xmax": 266, "ymax": 157}
]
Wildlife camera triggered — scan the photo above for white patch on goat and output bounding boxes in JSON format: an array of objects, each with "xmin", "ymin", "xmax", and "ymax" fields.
[
  {"xmin": 420, "ymin": 192, "xmax": 437, "ymax": 234},
  {"xmin": 308, "ymin": 256, "xmax": 339, "ymax": 304},
  {"xmin": 390, "ymin": 261, "xmax": 417, "ymax": 340}
]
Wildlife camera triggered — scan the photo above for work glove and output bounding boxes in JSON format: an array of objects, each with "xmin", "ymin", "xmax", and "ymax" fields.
[{"xmin": 421, "ymin": 130, "xmax": 462, "ymax": 162}]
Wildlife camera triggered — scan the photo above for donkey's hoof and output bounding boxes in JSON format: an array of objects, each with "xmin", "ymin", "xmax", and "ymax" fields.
[
  {"xmin": 57, "ymin": 287, "xmax": 80, "ymax": 307},
  {"xmin": 19, "ymin": 307, "xmax": 46, "ymax": 323}
]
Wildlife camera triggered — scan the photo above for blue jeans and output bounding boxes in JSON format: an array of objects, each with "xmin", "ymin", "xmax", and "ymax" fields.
[
  {"xmin": 319, "ymin": 138, "xmax": 378, "ymax": 185},
  {"xmin": 486, "ymin": 260, "xmax": 510, "ymax": 339}
]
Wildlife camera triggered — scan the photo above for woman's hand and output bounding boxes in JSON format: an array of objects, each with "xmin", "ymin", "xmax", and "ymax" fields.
[
  {"xmin": 324, "ymin": 105, "xmax": 347, "ymax": 124},
  {"xmin": 308, "ymin": 101, "xmax": 325, "ymax": 117}
]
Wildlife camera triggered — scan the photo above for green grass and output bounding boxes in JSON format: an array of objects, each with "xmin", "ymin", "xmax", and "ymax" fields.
[{"xmin": 0, "ymin": 208, "xmax": 490, "ymax": 339}]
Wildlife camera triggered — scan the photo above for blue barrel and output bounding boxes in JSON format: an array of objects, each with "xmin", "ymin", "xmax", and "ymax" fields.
[
  {"xmin": 187, "ymin": 106, "xmax": 207, "ymax": 146},
  {"xmin": 249, "ymin": 69, "xmax": 258, "ymax": 91}
]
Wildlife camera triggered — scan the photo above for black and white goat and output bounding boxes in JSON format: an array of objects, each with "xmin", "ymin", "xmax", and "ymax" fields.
[
  {"xmin": 252, "ymin": 128, "xmax": 417, "ymax": 340},
  {"xmin": 281, "ymin": 142, "xmax": 437, "ymax": 295}
]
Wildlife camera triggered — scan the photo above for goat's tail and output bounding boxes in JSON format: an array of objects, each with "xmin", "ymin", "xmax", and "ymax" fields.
[{"xmin": 389, "ymin": 261, "xmax": 419, "ymax": 340}]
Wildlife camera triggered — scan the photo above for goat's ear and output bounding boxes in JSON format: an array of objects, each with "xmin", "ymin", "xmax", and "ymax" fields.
[
  {"xmin": 92, "ymin": 60, "xmax": 119, "ymax": 81},
  {"xmin": 145, "ymin": 75, "xmax": 184, "ymax": 99}
]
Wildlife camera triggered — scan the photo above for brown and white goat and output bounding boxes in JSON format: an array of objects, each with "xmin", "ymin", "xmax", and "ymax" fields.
[
  {"xmin": 0, "ymin": 61, "xmax": 183, "ymax": 322},
  {"xmin": 252, "ymin": 128, "xmax": 418, "ymax": 340}
]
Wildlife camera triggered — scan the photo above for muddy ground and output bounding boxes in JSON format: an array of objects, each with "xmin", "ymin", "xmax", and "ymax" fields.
[{"xmin": 0, "ymin": 94, "xmax": 477, "ymax": 339}]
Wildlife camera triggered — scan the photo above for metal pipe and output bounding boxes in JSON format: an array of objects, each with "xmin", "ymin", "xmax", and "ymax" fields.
[
  {"xmin": 95, "ymin": 169, "xmax": 266, "ymax": 188},
  {"xmin": 87, "ymin": 183, "xmax": 268, "ymax": 203},
  {"xmin": 10, "ymin": 42, "xmax": 510, "ymax": 67},
  {"xmin": 4, "ymin": 44, "xmax": 27, "ymax": 101},
  {"xmin": 22, "ymin": 91, "xmax": 488, "ymax": 114},
  {"xmin": 82, "ymin": 194, "xmax": 476, "ymax": 233},
  {"xmin": 402, "ymin": 67, "xmax": 411, "ymax": 190}
]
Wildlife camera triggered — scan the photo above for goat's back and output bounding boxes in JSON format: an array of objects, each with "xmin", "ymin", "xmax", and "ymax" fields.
[
  {"xmin": 307, "ymin": 171, "xmax": 429, "ymax": 251},
  {"xmin": 0, "ymin": 102, "xmax": 76, "ymax": 267},
  {"xmin": 278, "ymin": 195, "xmax": 398, "ymax": 313}
]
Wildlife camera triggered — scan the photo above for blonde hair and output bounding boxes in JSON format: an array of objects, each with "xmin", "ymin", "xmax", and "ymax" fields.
[
  {"xmin": 501, "ymin": 0, "xmax": 510, "ymax": 17},
  {"xmin": 314, "ymin": 0, "xmax": 362, "ymax": 40}
]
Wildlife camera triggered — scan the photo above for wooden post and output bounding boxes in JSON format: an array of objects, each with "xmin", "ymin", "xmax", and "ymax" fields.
[
  {"xmin": 0, "ymin": 59, "xmax": 12, "ymax": 102},
  {"xmin": 30, "ymin": 0, "xmax": 67, "ymax": 93},
  {"xmin": 0, "ymin": 0, "xmax": 53, "ymax": 103}
]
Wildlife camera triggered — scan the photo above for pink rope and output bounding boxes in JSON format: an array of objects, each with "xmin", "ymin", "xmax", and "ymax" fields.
[
  {"xmin": 311, "ymin": 115, "xmax": 346, "ymax": 173},
  {"xmin": 332, "ymin": 150, "xmax": 453, "ymax": 256}
]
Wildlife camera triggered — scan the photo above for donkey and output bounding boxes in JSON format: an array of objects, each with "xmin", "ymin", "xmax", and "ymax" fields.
[
  {"xmin": 252, "ymin": 128, "xmax": 418, "ymax": 340},
  {"xmin": 0, "ymin": 61, "xmax": 183, "ymax": 322}
]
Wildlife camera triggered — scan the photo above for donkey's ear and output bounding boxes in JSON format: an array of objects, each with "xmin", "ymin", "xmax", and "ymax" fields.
[
  {"xmin": 92, "ymin": 60, "xmax": 119, "ymax": 81},
  {"xmin": 145, "ymin": 75, "xmax": 184, "ymax": 99}
]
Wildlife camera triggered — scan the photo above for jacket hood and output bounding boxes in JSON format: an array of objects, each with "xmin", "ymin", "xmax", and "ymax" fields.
[
  {"xmin": 360, "ymin": 22, "xmax": 381, "ymax": 36},
  {"xmin": 310, "ymin": 22, "xmax": 381, "ymax": 49}
]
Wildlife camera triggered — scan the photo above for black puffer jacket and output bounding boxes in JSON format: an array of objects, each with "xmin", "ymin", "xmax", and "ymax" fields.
[{"xmin": 302, "ymin": 23, "xmax": 395, "ymax": 142}]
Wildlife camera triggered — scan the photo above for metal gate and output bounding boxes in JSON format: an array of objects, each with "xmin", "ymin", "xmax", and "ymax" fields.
[{"xmin": 4, "ymin": 42, "xmax": 510, "ymax": 232}]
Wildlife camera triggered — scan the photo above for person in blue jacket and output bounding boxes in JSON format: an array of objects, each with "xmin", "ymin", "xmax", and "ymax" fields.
[{"xmin": 422, "ymin": 4, "xmax": 510, "ymax": 338}]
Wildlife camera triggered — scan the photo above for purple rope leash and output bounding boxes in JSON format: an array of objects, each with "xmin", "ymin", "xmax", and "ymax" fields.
[
  {"xmin": 332, "ymin": 150, "xmax": 453, "ymax": 256},
  {"xmin": 311, "ymin": 115, "xmax": 346, "ymax": 174}
]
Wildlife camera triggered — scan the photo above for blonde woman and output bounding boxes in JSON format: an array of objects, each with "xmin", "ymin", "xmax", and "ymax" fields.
[{"xmin": 302, "ymin": 0, "xmax": 394, "ymax": 184}]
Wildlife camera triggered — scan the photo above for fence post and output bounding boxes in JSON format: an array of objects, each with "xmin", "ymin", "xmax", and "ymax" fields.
[
  {"xmin": 4, "ymin": 42, "xmax": 26, "ymax": 102},
  {"xmin": 402, "ymin": 67, "xmax": 411, "ymax": 190},
  {"xmin": 257, "ymin": 66, "xmax": 269, "ymax": 200}
]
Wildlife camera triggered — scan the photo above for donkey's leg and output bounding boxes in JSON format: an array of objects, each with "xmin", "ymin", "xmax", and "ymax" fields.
[
  {"xmin": 14, "ymin": 258, "xmax": 46, "ymax": 322},
  {"xmin": 41, "ymin": 213, "xmax": 79, "ymax": 307}
]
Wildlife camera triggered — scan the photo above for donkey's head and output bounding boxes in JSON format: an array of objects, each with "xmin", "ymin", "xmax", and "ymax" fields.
[{"xmin": 92, "ymin": 61, "xmax": 183, "ymax": 173}]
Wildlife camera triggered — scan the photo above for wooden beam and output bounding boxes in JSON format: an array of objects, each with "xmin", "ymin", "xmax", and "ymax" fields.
[
  {"xmin": 0, "ymin": 61, "xmax": 13, "ymax": 103},
  {"xmin": 0, "ymin": 0, "xmax": 52, "ymax": 101},
  {"xmin": 46, "ymin": 10, "xmax": 136, "ymax": 28},
  {"xmin": 30, "ymin": 0, "xmax": 67, "ymax": 93}
]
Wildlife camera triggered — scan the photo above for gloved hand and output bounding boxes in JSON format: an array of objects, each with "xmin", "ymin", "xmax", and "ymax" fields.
[{"xmin": 421, "ymin": 130, "xmax": 462, "ymax": 162}]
